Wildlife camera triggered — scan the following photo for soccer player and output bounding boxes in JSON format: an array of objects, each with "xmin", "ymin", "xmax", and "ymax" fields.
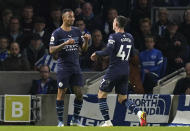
[
  {"xmin": 91, "ymin": 16, "xmax": 147, "ymax": 127},
  {"xmin": 49, "ymin": 9, "xmax": 91, "ymax": 127}
]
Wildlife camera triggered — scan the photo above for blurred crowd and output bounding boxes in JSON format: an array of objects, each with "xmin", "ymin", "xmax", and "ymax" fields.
[{"xmin": 1, "ymin": 0, "xmax": 190, "ymax": 94}]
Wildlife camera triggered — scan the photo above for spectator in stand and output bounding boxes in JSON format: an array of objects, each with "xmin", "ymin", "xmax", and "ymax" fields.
[
  {"xmin": 153, "ymin": 8, "xmax": 170, "ymax": 37},
  {"xmin": 0, "ymin": 36, "xmax": 9, "ymax": 63},
  {"xmin": 29, "ymin": 65, "xmax": 57, "ymax": 95},
  {"xmin": 139, "ymin": 35, "xmax": 163, "ymax": 94},
  {"xmin": 75, "ymin": 17, "xmax": 90, "ymax": 35},
  {"xmin": 24, "ymin": 34, "xmax": 48, "ymax": 70},
  {"xmin": 158, "ymin": 21, "xmax": 188, "ymax": 74},
  {"xmin": 33, "ymin": 17, "xmax": 51, "ymax": 49},
  {"xmin": 0, "ymin": 9, "xmax": 13, "ymax": 35},
  {"xmin": 102, "ymin": 0, "xmax": 134, "ymax": 17},
  {"xmin": 21, "ymin": 5, "xmax": 34, "ymax": 33},
  {"xmin": 47, "ymin": 6, "xmax": 62, "ymax": 33},
  {"xmin": 173, "ymin": 62, "xmax": 190, "ymax": 95},
  {"xmin": 7, "ymin": 16, "xmax": 26, "ymax": 51},
  {"xmin": 79, "ymin": 0, "xmax": 103, "ymax": 15},
  {"xmin": 80, "ymin": 2, "xmax": 96, "ymax": 32},
  {"xmin": 35, "ymin": 53, "xmax": 58, "ymax": 72},
  {"xmin": 87, "ymin": 29, "xmax": 107, "ymax": 71},
  {"xmin": 75, "ymin": 17, "xmax": 92, "ymax": 70},
  {"xmin": 134, "ymin": 18, "xmax": 154, "ymax": 52},
  {"xmin": 179, "ymin": 9, "xmax": 190, "ymax": 46},
  {"xmin": 96, "ymin": 8, "xmax": 118, "ymax": 41},
  {"xmin": 130, "ymin": 0, "xmax": 151, "ymax": 33},
  {"xmin": 1, "ymin": 42, "xmax": 30, "ymax": 71}
]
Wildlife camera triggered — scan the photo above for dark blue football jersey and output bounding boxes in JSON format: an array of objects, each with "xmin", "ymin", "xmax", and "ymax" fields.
[
  {"xmin": 96, "ymin": 32, "xmax": 135, "ymax": 77},
  {"xmin": 49, "ymin": 26, "xmax": 83, "ymax": 72}
]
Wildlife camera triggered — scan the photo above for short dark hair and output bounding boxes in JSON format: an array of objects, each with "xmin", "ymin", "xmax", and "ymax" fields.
[
  {"xmin": 75, "ymin": 16, "xmax": 84, "ymax": 22},
  {"xmin": 23, "ymin": 5, "xmax": 33, "ymax": 10},
  {"xmin": 0, "ymin": 35, "xmax": 9, "ymax": 40},
  {"xmin": 115, "ymin": 16, "xmax": 128, "ymax": 28},
  {"xmin": 62, "ymin": 8, "xmax": 73, "ymax": 15},
  {"xmin": 139, "ymin": 18, "xmax": 151, "ymax": 26},
  {"xmin": 34, "ymin": 16, "xmax": 46, "ymax": 24},
  {"xmin": 40, "ymin": 64, "xmax": 50, "ymax": 72},
  {"xmin": 145, "ymin": 34, "xmax": 155, "ymax": 42},
  {"xmin": 31, "ymin": 34, "xmax": 41, "ymax": 41}
]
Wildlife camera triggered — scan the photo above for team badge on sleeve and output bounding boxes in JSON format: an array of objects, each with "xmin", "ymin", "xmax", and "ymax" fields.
[{"xmin": 50, "ymin": 36, "xmax": 55, "ymax": 42}]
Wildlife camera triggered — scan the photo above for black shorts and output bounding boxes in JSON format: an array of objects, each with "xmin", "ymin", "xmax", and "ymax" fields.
[
  {"xmin": 56, "ymin": 70, "xmax": 83, "ymax": 89},
  {"xmin": 99, "ymin": 74, "xmax": 129, "ymax": 95}
]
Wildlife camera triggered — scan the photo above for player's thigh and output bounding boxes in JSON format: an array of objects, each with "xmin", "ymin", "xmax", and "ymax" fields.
[
  {"xmin": 99, "ymin": 77, "xmax": 115, "ymax": 95},
  {"xmin": 70, "ymin": 73, "xmax": 83, "ymax": 87},
  {"xmin": 56, "ymin": 70, "xmax": 70, "ymax": 89},
  {"xmin": 115, "ymin": 75, "xmax": 129, "ymax": 96}
]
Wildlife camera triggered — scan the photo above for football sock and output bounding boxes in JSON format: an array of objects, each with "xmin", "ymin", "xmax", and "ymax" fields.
[
  {"xmin": 56, "ymin": 100, "xmax": 64, "ymax": 122},
  {"xmin": 122, "ymin": 99, "xmax": 139, "ymax": 114},
  {"xmin": 99, "ymin": 98, "xmax": 110, "ymax": 121},
  {"xmin": 73, "ymin": 98, "xmax": 83, "ymax": 120}
]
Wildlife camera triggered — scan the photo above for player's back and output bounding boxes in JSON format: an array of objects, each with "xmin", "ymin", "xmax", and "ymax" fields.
[{"xmin": 108, "ymin": 32, "xmax": 134, "ymax": 75}]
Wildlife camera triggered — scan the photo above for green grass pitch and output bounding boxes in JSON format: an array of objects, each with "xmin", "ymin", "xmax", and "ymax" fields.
[{"xmin": 0, "ymin": 126, "xmax": 189, "ymax": 131}]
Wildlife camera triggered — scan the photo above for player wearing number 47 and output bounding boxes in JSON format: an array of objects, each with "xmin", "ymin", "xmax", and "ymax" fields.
[{"xmin": 91, "ymin": 16, "xmax": 147, "ymax": 127}]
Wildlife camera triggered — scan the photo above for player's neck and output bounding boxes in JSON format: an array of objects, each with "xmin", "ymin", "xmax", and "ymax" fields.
[
  {"xmin": 115, "ymin": 28, "xmax": 125, "ymax": 33},
  {"xmin": 61, "ymin": 24, "xmax": 71, "ymax": 31}
]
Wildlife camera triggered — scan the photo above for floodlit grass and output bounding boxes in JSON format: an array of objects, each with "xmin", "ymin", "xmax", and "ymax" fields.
[{"xmin": 0, "ymin": 126, "xmax": 189, "ymax": 131}]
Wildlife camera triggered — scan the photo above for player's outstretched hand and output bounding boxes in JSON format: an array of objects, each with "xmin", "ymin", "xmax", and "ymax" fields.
[
  {"xmin": 91, "ymin": 52, "xmax": 97, "ymax": 61},
  {"xmin": 82, "ymin": 34, "xmax": 91, "ymax": 42},
  {"xmin": 65, "ymin": 39, "xmax": 75, "ymax": 45}
]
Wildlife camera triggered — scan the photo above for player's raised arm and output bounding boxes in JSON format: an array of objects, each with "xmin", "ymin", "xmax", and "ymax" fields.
[
  {"xmin": 81, "ymin": 33, "xmax": 91, "ymax": 52},
  {"xmin": 90, "ymin": 35, "xmax": 114, "ymax": 61},
  {"xmin": 49, "ymin": 39, "xmax": 75, "ymax": 54}
]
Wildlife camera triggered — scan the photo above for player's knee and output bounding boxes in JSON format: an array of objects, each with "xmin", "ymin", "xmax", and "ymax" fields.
[
  {"xmin": 57, "ymin": 88, "xmax": 67, "ymax": 100},
  {"xmin": 98, "ymin": 90, "xmax": 107, "ymax": 98},
  {"xmin": 118, "ymin": 95, "xmax": 127, "ymax": 104},
  {"xmin": 75, "ymin": 93, "xmax": 83, "ymax": 101}
]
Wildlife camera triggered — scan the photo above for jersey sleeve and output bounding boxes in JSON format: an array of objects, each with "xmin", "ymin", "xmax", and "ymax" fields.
[
  {"xmin": 49, "ymin": 31, "xmax": 58, "ymax": 46},
  {"xmin": 96, "ymin": 34, "xmax": 115, "ymax": 56}
]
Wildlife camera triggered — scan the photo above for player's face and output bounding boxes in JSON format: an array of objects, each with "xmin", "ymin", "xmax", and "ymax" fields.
[{"xmin": 63, "ymin": 11, "xmax": 75, "ymax": 26}]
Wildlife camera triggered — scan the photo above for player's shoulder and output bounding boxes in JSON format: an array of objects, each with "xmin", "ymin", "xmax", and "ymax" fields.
[
  {"xmin": 124, "ymin": 32, "xmax": 134, "ymax": 39},
  {"xmin": 52, "ymin": 27, "xmax": 62, "ymax": 35},
  {"xmin": 71, "ymin": 26, "xmax": 81, "ymax": 32},
  {"xmin": 108, "ymin": 33, "xmax": 117, "ymax": 39}
]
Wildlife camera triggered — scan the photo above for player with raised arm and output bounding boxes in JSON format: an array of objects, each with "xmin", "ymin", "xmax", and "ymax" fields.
[
  {"xmin": 91, "ymin": 16, "xmax": 147, "ymax": 127},
  {"xmin": 49, "ymin": 9, "xmax": 91, "ymax": 127}
]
